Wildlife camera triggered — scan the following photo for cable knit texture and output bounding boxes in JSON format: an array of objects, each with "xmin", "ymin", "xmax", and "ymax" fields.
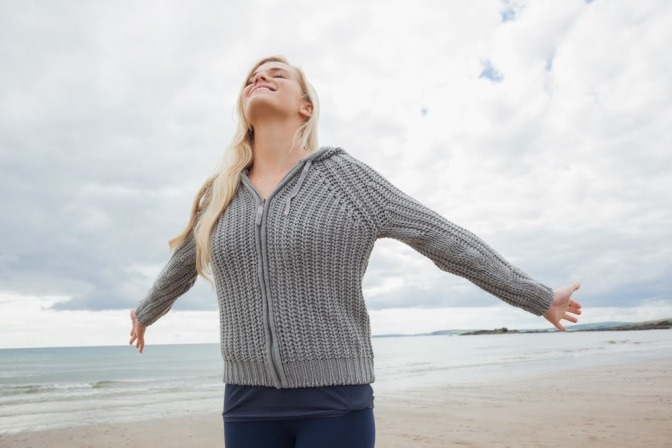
[{"xmin": 135, "ymin": 146, "xmax": 553, "ymax": 389}]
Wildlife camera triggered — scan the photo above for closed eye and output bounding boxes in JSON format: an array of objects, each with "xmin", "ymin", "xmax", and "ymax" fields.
[{"xmin": 245, "ymin": 68, "xmax": 290, "ymax": 86}]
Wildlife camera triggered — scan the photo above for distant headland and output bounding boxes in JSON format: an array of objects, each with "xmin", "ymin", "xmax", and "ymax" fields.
[{"xmin": 372, "ymin": 317, "xmax": 672, "ymax": 338}]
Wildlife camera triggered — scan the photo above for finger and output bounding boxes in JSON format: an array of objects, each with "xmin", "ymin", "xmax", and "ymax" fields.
[
  {"xmin": 562, "ymin": 313, "xmax": 578, "ymax": 323},
  {"xmin": 139, "ymin": 338, "xmax": 144, "ymax": 353},
  {"xmin": 567, "ymin": 304, "xmax": 582, "ymax": 314},
  {"xmin": 555, "ymin": 321, "xmax": 566, "ymax": 331},
  {"xmin": 573, "ymin": 282, "xmax": 581, "ymax": 291},
  {"xmin": 569, "ymin": 300, "xmax": 582, "ymax": 310}
]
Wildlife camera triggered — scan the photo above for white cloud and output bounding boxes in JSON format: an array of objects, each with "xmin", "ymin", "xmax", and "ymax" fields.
[
  {"xmin": 4, "ymin": 289, "xmax": 669, "ymax": 349},
  {"xmin": 0, "ymin": 0, "xmax": 670, "ymax": 347},
  {"xmin": 0, "ymin": 291, "xmax": 219, "ymax": 349}
]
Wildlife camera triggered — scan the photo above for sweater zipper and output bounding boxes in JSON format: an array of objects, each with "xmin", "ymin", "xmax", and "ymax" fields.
[
  {"xmin": 255, "ymin": 197, "xmax": 285, "ymax": 387},
  {"xmin": 255, "ymin": 200, "xmax": 264, "ymax": 225},
  {"xmin": 242, "ymin": 154, "xmax": 323, "ymax": 388}
]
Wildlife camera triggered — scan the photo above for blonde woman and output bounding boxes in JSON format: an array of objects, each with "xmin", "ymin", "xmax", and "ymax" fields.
[{"xmin": 129, "ymin": 55, "xmax": 582, "ymax": 448}]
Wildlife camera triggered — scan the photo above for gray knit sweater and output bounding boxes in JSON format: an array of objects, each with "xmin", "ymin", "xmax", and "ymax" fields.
[{"xmin": 135, "ymin": 146, "xmax": 553, "ymax": 389}]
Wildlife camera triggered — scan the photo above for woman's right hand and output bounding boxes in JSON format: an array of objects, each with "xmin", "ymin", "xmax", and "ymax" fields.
[{"xmin": 129, "ymin": 309, "xmax": 147, "ymax": 353}]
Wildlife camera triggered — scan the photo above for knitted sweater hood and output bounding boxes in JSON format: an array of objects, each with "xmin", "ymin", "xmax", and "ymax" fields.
[{"xmin": 135, "ymin": 146, "xmax": 553, "ymax": 389}]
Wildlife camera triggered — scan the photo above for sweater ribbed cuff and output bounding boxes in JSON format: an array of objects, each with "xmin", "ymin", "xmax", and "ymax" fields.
[{"xmin": 526, "ymin": 284, "xmax": 554, "ymax": 316}]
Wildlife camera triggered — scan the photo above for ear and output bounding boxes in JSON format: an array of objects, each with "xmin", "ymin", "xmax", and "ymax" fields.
[{"xmin": 299, "ymin": 100, "xmax": 313, "ymax": 121}]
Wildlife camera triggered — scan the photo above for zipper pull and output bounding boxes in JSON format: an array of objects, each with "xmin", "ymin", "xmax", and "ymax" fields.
[{"xmin": 255, "ymin": 200, "xmax": 264, "ymax": 225}]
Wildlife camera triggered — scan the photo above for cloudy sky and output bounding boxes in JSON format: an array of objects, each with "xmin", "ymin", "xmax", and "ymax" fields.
[{"xmin": 1, "ymin": 0, "xmax": 670, "ymax": 348}]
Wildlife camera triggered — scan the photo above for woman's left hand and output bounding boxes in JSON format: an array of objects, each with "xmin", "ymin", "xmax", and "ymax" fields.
[{"xmin": 543, "ymin": 282, "xmax": 582, "ymax": 331}]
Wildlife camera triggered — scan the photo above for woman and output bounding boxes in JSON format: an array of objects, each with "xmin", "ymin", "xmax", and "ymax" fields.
[{"xmin": 129, "ymin": 55, "xmax": 582, "ymax": 448}]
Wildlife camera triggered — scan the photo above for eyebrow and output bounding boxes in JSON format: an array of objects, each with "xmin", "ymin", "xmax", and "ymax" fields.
[{"xmin": 250, "ymin": 67, "xmax": 291, "ymax": 77}]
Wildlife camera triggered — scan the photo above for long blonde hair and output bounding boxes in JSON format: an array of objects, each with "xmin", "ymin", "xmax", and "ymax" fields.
[{"xmin": 168, "ymin": 56, "xmax": 320, "ymax": 282}]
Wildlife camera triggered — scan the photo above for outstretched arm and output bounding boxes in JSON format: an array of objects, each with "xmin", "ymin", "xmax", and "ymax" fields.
[
  {"xmin": 340, "ymin": 153, "xmax": 581, "ymax": 325},
  {"xmin": 129, "ymin": 233, "xmax": 198, "ymax": 352},
  {"xmin": 544, "ymin": 282, "xmax": 582, "ymax": 331}
]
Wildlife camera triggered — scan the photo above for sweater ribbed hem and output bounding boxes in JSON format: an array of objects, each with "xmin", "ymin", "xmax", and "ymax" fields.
[{"xmin": 222, "ymin": 357, "xmax": 375, "ymax": 389}]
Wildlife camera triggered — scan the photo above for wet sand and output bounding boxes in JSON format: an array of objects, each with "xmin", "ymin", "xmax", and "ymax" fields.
[{"xmin": 2, "ymin": 357, "xmax": 670, "ymax": 447}]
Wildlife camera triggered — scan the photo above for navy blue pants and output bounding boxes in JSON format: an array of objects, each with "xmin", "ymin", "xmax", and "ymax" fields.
[{"xmin": 224, "ymin": 408, "xmax": 376, "ymax": 448}]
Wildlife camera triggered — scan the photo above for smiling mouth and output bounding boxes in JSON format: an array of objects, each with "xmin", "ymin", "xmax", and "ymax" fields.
[{"xmin": 252, "ymin": 86, "xmax": 275, "ymax": 94}]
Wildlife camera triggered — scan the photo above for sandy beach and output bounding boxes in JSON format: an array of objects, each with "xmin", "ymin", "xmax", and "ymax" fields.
[{"xmin": 2, "ymin": 356, "xmax": 670, "ymax": 448}]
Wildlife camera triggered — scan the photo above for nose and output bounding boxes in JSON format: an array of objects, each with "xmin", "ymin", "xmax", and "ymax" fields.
[{"xmin": 251, "ymin": 71, "xmax": 269, "ymax": 85}]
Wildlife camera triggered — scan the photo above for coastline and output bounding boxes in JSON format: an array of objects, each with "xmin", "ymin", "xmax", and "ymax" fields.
[{"xmin": 2, "ymin": 356, "xmax": 670, "ymax": 448}]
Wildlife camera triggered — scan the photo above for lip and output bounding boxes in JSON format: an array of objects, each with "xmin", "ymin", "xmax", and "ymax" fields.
[{"xmin": 251, "ymin": 84, "xmax": 276, "ymax": 94}]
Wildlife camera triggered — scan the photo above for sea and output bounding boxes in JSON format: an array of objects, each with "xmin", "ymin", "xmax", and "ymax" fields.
[{"xmin": 1, "ymin": 330, "xmax": 670, "ymax": 434}]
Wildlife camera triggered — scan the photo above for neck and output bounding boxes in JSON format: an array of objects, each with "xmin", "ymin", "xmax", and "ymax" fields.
[{"xmin": 250, "ymin": 119, "xmax": 308, "ymax": 175}]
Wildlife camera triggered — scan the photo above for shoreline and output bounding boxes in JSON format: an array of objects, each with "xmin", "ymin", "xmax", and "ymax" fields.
[{"xmin": 1, "ymin": 356, "xmax": 670, "ymax": 447}]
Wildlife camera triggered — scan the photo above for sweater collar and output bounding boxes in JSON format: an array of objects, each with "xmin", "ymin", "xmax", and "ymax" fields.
[{"xmin": 241, "ymin": 146, "xmax": 346, "ymax": 215}]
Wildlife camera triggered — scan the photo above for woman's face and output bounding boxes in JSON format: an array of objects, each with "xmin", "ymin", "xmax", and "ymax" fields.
[{"xmin": 241, "ymin": 61, "xmax": 312, "ymax": 126}]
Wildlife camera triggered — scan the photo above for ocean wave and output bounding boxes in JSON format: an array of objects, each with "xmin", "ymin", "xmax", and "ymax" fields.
[
  {"xmin": 0, "ymin": 376, "xmax": 221, "ymax": 406},
  {"xmin": 0, "ymin": 383, "xmax": 93, "ymax": 396},
  {"xmin": 91, "ymin": 380, "xmax": 118, "ymax": 389}
]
